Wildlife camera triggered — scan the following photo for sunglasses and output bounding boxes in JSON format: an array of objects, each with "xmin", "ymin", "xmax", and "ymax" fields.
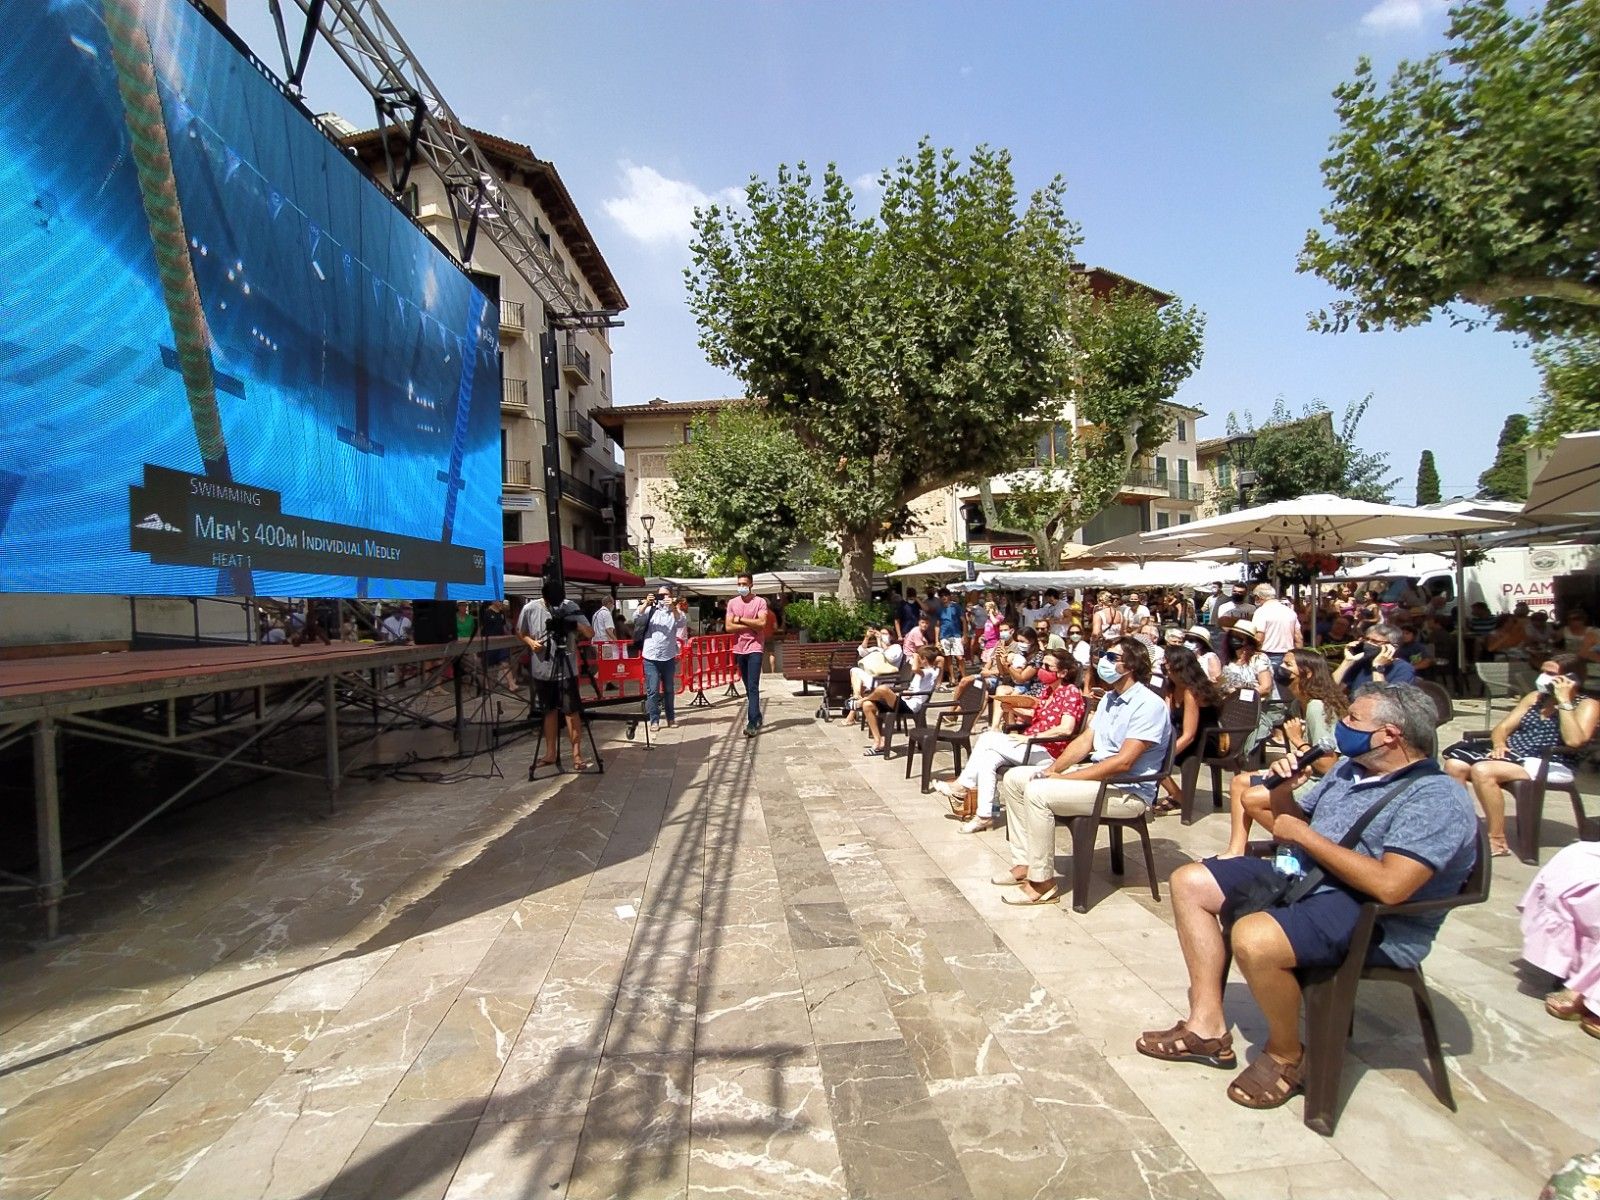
[{"xmin": 1102, "ymin": 651, "xmax": 1123, "ymax": 662}]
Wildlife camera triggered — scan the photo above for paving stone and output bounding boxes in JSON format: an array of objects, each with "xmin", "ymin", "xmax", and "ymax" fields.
[{"xmin": 0, "ymin": 687, "xmax": 1573, "ymax": 1200}]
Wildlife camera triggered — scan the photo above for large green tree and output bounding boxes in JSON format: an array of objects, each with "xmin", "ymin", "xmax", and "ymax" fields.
[
  {"xmin": 1529, "ymin": 337, "xmax": 1600, "ymax": 447},
  {"xmin": 662, "ymin": 407, "xmax": 821, "ymax": 572},
  {"xmin": 1223, "ymin": 397, "xmax": 1395, "ymax": 508},
  {"xmin": 975, "ymin": 285, "xmax": 1205, "ymax": 566},
  {"xmin": 687, "ymin": 141, "xmax": 1084, "ymax": 601},
  {"xmin": 1300, "ymin": 0, "xmax": 1600, "ymax": 341},
  {"xmin": 1478, "ymin": 412, "xmax": 1531, "ymax": 499},
  {"xmin": 1415, "ymin": 450, "xmax": 1442, "ymax": 504}
]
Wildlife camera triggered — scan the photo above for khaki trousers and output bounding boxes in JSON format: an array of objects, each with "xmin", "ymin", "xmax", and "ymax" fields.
[{"xmin": 1001, "ymin": 766, "xmax": 1148, "ymax": 883}]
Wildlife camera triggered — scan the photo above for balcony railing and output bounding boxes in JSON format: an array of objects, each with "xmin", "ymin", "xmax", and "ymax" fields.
[
  {"xmin": 1167, "ymin": 479, "xmax": 1197, "ymax": 501},
  {"xmin": 501, "ymin": 377, "xmax": 529, "ymax": 411},
  {"xmin": 559, "ymin": 470, "xmax": 609, "ymax": 511},
  {"xmin": 561, "ymin": 340, "xmax": 592, "ymax": 383},
  {"xmin": 1122, "ymin": 468, "xmax": 1165, "ymax": 491},
  {"xmin": 560, "ymin": 406, "xmax": 595, "ymax": 446},
  {"xmin": 502, "ymin": 458, "xmax": 533, "ymax": 488},
  {"xmin": 499, "ymin": 299, "xmax": 524, "ymax": 335}
]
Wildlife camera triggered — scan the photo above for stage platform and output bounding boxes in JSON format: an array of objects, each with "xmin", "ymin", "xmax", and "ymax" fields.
[{"xmin": 1, "ymin": 638, "xmax": 523, "ymax": 940}]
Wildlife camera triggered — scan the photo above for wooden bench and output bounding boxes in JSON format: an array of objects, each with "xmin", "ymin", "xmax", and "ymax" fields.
[{"xmin": 781, "ymin": 641, "xmax": 857, "ymax": 693}]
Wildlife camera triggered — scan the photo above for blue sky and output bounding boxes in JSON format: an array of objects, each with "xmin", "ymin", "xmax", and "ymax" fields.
[{"xmin": 226, "ymin": 0, "xmax": 1539, "ymax": 499}]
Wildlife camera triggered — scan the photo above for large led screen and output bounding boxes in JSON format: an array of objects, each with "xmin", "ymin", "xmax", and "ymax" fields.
[{"xmin": 0, "ymin": 0, "xmax": 503, "ymax": 599}]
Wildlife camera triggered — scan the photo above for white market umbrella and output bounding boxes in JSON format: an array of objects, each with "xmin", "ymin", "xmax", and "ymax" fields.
[
  {"xmin": 1524, "ymin": 431, "xmax": 1600, "ymax": 518},
  {"xmin": 1141, "ymin": 494, "xmax": 1508, "ymax": 555},
  {"xmin": 1143, "ymin": 494, "xmax": 1509, "ymax": 654},
  {"xmin": 888, "ymin": 555, "xmax": 977, "ymax": 580}
]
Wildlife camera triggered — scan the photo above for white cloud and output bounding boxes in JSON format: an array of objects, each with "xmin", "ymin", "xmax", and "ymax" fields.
[
  {"xmin": 1359, "ymin": 0, "xmax": 1449, "ymax": 32},
  {"xmin": 602, "ymin": 162, "xmax": 742, "ymax": 248}
]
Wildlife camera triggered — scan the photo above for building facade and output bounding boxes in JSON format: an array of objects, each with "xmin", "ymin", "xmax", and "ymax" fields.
[
  {"xmin": 593, "ymin": 398, "xmax": 746, "ymax": 562},
  {"xmin": 341, "ymin": 125, "xmax": 628, "ymax": 557}
]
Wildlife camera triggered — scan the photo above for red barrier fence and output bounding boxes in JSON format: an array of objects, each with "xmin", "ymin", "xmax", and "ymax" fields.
[{"xmin": 577, "ymin": 635, "xmax": 741, "ymax": 703}]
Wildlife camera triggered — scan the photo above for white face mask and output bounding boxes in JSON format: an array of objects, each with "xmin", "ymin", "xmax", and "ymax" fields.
[
  {"xmin": 1535, "ymin": 672, "xmax": 1556, "ymax": 694},
  {"xmin": 877, "ymin": 633, "xmax": 890, "ymax": 647},
  {"xmin": 737, "ymin": 586, "xmax": 750, "ymax": 597}
]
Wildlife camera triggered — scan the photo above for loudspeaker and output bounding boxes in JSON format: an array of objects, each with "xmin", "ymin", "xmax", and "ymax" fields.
[{"xmin": 411, "ymin": 600, "xmax": 457, "ymax": 644}]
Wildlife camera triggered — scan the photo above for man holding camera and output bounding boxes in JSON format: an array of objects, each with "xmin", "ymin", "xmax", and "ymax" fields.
[
  {"xmin": 517, "ymin": 579, "xmax": 594, "ymax": 769},
  {"xmin": 637, "ymin": 585, "xmax": 688, "ymax": 731}
]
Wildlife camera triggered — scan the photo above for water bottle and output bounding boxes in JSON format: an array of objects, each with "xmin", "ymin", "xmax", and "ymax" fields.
[{"xmin": 1274, "ymin": 843, "xmax": 1305, "ymax": 879}]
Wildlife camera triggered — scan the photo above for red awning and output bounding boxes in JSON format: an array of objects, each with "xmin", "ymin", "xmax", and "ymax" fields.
[{"xmin": 502, "ymin": 541, "xmax": 645, "ymax": 587}]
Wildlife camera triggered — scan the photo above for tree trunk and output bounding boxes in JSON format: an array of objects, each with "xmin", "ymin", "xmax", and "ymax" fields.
[{"xmin": 837, "ymin": 527, "xmax": 875, "ymax": 605}]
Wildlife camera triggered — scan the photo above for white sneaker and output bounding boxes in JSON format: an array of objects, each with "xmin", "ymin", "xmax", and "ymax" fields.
[{"xmin": 648, "ymin": 720, "xmax": 661, "ymax": 732}]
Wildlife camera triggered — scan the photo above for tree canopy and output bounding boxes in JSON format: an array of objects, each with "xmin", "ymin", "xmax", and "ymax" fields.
[
  {"xmin": 1223, "ymin": 397, "xmax": 1395, "ymax": 508},
  {"xmin": 1478, "ymin": 412, "xmax": 1531, "ymax": 499},
  {"xmin": 686, "ymin": 140, "xmax": 1086, "ymax": 600},
  {"xmin": 978, "ymin": 286, "xmax": 1205, "ymax": 566},
  {"xmin": 662, "ymin": 407, "xmax": 821, "ymax": 573},
  {"xmin": 1529, "ymin": 337, "xmax": 1600, "ymax": 447},
  {"xmin": 1415, "ymin": 450, "xmax": 1442, "ymax": 505},
  {"xmin": 1299, "ymin": 0, "xmax": 1600, "ymax": 341}
]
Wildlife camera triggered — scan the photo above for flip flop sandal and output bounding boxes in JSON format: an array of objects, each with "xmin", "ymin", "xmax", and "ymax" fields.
[
  {"xmin": 1227, "ymin": 1054, "xmax": 1304, "ymax": 1109},
  {"xmin": 863, "ymin": 747, "xmax": 884, "ymax": 757},
  {"xmin": 1002, "ymin": 883, "xmax": 1060, "ymax": 906},
  {"xmin": 1581, "ymin": 1007, "xmax": 1600, "ymax": 1040},
  {"xmin": 990, "ymin": 872, "xmax": 1026, "ymax": 887},
  {"xmin": 1136, "ymin": 1024, "xmax": 1237, "ymax": 1070},
  {"xmin": 1545, "ymin": 989, "xmax": 1584, "ymax": 1021}
]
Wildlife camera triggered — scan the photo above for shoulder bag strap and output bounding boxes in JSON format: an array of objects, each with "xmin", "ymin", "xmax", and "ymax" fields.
[{"xmin": 1281, "ymin": 769, "xmax": 1426, "ymax": 905}]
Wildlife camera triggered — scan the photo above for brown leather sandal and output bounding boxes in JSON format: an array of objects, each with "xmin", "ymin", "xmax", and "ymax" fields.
[
  {"xmin": 1135, "ymin": 1022, "xmax": 1237, "ymax": 1069},
  {"xmin": 1226, "ymin": 1053, "xmax": 1305, "ymax": 1109}
]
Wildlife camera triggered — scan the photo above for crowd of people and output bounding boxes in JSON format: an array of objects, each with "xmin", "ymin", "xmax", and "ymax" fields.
[{"xmin": 843, "ymin": 577, "xmax": 1599, "ymax": 1111}]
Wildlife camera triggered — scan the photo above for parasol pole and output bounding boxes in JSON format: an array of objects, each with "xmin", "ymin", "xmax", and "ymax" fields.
[{"xmin": 1454, "ymin": 534, "xmax": 1468, "ymax": 691}]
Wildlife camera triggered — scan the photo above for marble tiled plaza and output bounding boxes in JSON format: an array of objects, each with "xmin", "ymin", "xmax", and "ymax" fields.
[{"xmin": 2, "ymin": 684, "xmax": 1596, "ymax": 1199}]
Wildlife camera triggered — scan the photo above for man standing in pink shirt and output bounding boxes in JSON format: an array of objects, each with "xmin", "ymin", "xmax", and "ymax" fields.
[{"xmin": 725, "ymin": 571, "xmax": 770, "ymax": 737}]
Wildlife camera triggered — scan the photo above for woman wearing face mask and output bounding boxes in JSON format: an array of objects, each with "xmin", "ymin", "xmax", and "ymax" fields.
[
  {"xmin": 990, "ymin": 631, "xmax": 1043, "ymax": 731},
  {"xmin": 1182, "ymin": 625, "xmax": 1223, "ymax": 683},
  {"xmin": 1443, "ymin": 653, "xmax": 1599, "ymax": 856},
  {"xmin": 934, "ymin": 651, "xmax": 1085, "ymax": 832},
  {"xmin": 1219, "ymin": 649, "xmax": 1351, "ymax": 856}
]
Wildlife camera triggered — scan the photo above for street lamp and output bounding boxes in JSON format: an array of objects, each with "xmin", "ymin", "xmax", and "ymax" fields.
[
  {"xmin": 1236, "ymin": 468, "xmax": 1258, "ymax": 512},
  {"xmin": 640, "ymin": 513, "xmax": 656, "ymax": 576}
]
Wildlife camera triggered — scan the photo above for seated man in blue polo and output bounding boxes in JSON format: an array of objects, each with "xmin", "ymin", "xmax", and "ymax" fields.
[
  {"xmin": 994, "ymin": 636, "xmax": 1172, "ymax": 906},
  {"xmin": 1333, "ymin": 622, "xmax": 1416, "ymax": 692},
  {"xmin": 1135, "ymin": 684, "xmax": 1477, "ymax": 1110}
]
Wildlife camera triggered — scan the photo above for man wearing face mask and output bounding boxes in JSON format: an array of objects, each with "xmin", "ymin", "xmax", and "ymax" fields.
[
  {"xmin": 993, "ymin": 637, "xmax": 1172, "ymax": 906},
  {"xmin": 1333, "ymin": 623, "xmax": 1415, "ymax": 692},
  {"xmin": 725, "ymin": 572, "xmax": 770, "ymax": 737},
  {"xmin": 1136, "ymin": 684, "xmax": 1477, "ymax": 1111}
]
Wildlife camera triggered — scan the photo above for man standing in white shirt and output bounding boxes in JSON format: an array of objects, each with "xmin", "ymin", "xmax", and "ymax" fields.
[{"xmin": 1252, "ymin": 583, "xmax": 1302, "ymax": 669}]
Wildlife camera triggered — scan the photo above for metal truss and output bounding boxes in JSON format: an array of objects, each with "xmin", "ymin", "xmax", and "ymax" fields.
[{"xmin": 270, "ymin": 0, "xmax": 618, "ymax": 330}]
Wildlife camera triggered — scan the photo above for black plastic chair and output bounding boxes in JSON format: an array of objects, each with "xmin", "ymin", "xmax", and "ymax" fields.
[
  {"xmin": 1052, "ymin": 734, "xmax": 1177, "ymax": 913},
  {"xmin": 905, "ymin": 686, "xmax": 985, "ymax": 792},
  {"xmin": 1177, "ymin": 691, "xmax": 1262, "ymax": 825}
]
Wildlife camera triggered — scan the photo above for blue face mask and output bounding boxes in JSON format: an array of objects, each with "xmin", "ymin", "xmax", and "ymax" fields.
[
  {"xmin": 1096, "ymin": 655, "xmax": 1123, "ymax": 685},
  {"xmin": 1333, "ymin": 719, "xmax": 1377, "ymax": 759}
]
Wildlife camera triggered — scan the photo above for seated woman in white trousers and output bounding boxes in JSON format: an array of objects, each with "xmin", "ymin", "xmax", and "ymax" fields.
[{"xmin": 933, "ymin": 651, "xmax": 1085, "ymax": 833}]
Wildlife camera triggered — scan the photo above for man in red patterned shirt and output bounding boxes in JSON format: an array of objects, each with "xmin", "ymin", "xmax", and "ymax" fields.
[{"xmin": 934, "ymin": 651, "xmax": 1085, "ymax": 833}]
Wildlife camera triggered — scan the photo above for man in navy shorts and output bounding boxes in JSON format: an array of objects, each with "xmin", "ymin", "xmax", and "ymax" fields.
[{"xmin": 1135, "ymin": 684, "xmax": 1477, "ymax": 1110}]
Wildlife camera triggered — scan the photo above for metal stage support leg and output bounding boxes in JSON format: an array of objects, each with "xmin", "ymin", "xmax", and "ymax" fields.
[
  {"xmin": 324, "ymin": 675, "xmax": 340, "ymax": 813},
  {"xmin": 33, "ymin": 717, "xmax": 65, "ymax": 943},
  {"xmin": 453, "ymin": 668, "xmax": 466, "ymax": 745}
]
